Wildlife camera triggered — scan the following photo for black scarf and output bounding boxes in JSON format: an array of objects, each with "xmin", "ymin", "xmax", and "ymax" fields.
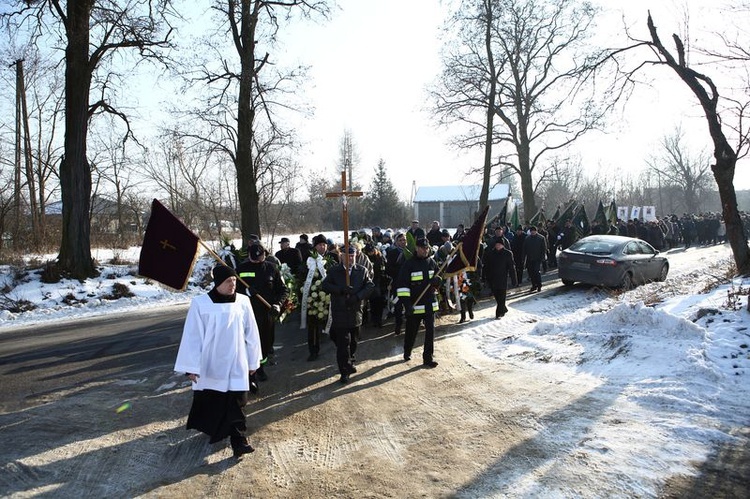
[{"xmin": 208, "ymin": 287, "xmax": 237, "ymax": 303}]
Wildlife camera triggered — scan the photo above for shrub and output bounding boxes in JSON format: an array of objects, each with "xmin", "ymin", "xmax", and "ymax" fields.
[
  {"xmin": 40, "ymin": 261, "xmax": 62, "ymax": 284},
  {"xmin": 102, "ymin": 282, "xmax": 135, "ymax": 300},
  {"xmin": 0, "ymin": 295, "xmax": 37, "ymax": 313}
]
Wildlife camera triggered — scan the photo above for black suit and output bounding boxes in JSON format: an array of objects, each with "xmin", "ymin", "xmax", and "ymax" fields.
[
  {"xmin": 482, "ymin": 246, "xmax": 518, "ymax": 318},
  {"xmin": 321, "ymin": 263, "xmax": 374, "ymax": 375}
]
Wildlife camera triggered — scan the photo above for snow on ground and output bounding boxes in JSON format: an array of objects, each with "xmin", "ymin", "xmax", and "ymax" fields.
[
  {"xmin": 461, "ymin": 243, "xmax": 750, "ymax": 496},
  {"xmin": 1, "ymin": 237, "xmax": 749, "ymax": 495}
]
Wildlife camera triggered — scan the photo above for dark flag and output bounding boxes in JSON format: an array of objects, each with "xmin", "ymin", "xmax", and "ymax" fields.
[
  {"xmin": 445, "ymin": 205, "xmax": 490, "ymax": 277},
  {"xmin": 593, "ymin": 200, "xmax": 608, "ymax": 226},
  {"xmin": 557, "ymin": 200, "xmax": 577, "ymax": 225},
  {"xmin": 510, "ymin": 202, "xmax": 520, "ymax": 229},
  {"xmin": 607, "ymin": 199, "xmax": 618, "ymax": 226},
  {"xmin": 572, "ymin": 204, "xmax": 590, "ymax": 239},
  {"xmin": 551, "ymin": 205, "xmax": 561, "ymax": 222},
  {"xmin": 529, "ymin": 208, "xmax": 547, "ymax": 227},
  {"xmin": 489, "ymin": 198, "xmax": 508, "ymax": 228},
  {"xmin": 138, "ymin": 199, "xmax": 200, "ymax": 290}
]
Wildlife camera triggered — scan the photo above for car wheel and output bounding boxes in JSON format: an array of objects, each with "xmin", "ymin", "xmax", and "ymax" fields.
[
  {"xmin": 562, "ymin": 279, "xmax": 575, "ymax": 286},
  {"xmin": 620, "ymin": 272, "xmax": 633, "ymax": 290},
  {"xmin": 657, "ymin": 263, "xmax": 669, "ymax": 282}
]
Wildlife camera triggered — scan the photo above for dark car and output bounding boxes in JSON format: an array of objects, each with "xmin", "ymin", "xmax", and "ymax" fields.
[{"xmin": 558, "ymin": 235, "xmax": 669, "ymax": 289}]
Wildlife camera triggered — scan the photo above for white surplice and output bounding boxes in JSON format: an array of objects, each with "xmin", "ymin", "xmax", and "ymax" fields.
[{"xmin": 174, "ymin": 293, "xmax": 262, "ymax": 392}]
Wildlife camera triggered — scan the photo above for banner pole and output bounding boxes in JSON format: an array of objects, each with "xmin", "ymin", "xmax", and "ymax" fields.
[
  {"xmin": 411, "ymin": 242, "xmax": 462, "ymax": 306},
  {"xmin": 199, "ymin": 239, "xmax": 272, "ymax": 309}
]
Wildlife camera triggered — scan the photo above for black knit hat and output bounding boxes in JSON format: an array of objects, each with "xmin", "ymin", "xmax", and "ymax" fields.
[
  {"xmin": 312, "ymin": 234, "xmax": 327, "ymax": 246},
  {"xmin": 213, "ymin": 265, "xmax": 237, "ymax": 287}
]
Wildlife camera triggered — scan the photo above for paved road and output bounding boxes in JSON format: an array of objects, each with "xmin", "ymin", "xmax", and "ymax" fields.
[{"xmin": 0, "ymin": 304, "xmax": 188, "ymax": 414}]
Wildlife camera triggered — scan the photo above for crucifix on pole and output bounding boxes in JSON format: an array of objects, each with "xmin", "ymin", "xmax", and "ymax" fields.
[{"xmin": 326, "ymin": 170, "xmax": 364, "ymax": 285}]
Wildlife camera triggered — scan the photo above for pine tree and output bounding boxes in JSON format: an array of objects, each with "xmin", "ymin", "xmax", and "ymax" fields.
[{"xmin": 365, "ymin": 159, "xmax": 408, "ymax": 228}]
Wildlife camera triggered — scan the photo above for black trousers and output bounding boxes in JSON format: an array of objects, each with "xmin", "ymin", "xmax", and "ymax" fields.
[
  {"xmin": 527, "ymin": 259, "xmax": 542, "ymax": 288},
  {"xmin": 252, "ymin": 307, "xmax": 275, "ymax": 360},
  {"xmin": 392, "ymin": 292, "xmax": 404, "ymax": 330},
  {"xmin": 332, "ymin": 326, "xmax": 359, "ymax": 375},
  {"xmin": 492, "ymin": 288, "xmax": 509, "ymax": 317},
  {"xmin": 404, "ymin": 313, "xmax": 435, "ymax": 362},
  {"xmin": 308, "ymin": 315, "xmax": 324, "ymax": 355},
  {"xmin": 369, "ymin": 295, "xmax": 386, "ymax": 326}
]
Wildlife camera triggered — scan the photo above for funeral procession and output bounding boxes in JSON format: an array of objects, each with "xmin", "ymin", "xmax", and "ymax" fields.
[{"xmin": 1, "ymin": 1, "xmax": 750, "ymax": 498}]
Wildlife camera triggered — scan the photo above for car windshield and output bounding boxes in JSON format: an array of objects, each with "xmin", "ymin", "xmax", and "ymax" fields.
[{"xmin": 568, "ymin": 239, "xmax": 618, "ymax": 255}]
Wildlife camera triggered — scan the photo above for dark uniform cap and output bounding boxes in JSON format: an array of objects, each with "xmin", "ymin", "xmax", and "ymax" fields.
[
  {"xmin": 249, "ymin": 243, "xmax": 265, "ymax": 260},
  {"xmin": 280, "ymin": 237, "xmax": 290, "ymax": 243},
  {"xmin": 416, "ymin": 237, "xmax": 430, "ymax": 248}
]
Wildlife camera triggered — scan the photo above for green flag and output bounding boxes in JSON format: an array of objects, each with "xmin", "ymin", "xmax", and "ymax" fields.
[
  {"xmin": 593, "ymin": 200, "xmax": 608, "ymax": 226},
  {"xmin": 572, "ymin": 204, "xmax": 590, "ymax": 239},
  {"xmin": 607, "ymin": 200, "xmax": 618, "ymax": 226},
  {"xmin": 557, "ymin": 200, "xmax": 578, "ymax": 225},
  {"xmin": 551, "ymin": 205, "xmax": 561, "ymax": 222},
  {"xmin": 529, "ymin": 208, "xmax": 547, "ymax": 227},
  {"xmin": 510, "ymin": 203, "xmax": 520, "ymax": 230}
]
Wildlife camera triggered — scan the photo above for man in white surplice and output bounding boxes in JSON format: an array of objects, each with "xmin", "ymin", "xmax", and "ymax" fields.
[{"xmin": 174, "ymin": 265, "xmax": 262, "ymax": 458}]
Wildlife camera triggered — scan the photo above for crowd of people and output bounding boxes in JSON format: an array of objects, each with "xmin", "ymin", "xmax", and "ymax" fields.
[{"xmin": 172, "ymin": 210, "xmax": 748, "ymax": 456}]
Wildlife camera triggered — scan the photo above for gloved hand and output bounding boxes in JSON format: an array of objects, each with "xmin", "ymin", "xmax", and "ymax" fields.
[
  {"xmin": 405, "ymin": 304, "xmax": 415, "ymax": 316},
  {"xmin": 345, "ymin": 295, "xmax": 358, "ymax": 307},
  {"xmin": 345, "ymin": 285, "xmax": 355, "ymax": 295},
  {"xmin": 270, "ymin": 304, "xmax": 281, "ymax": 317},
  {"xmin": 429, "ymin": 276, "xmax": 441, "ymax": 287}
]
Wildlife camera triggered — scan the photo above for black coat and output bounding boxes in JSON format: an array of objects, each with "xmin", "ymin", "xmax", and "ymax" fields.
[
  {"xmin": 482, "ymin": 247, "xmax": 518, "ymax": 290},
  {"xmin": 395, "ymin": 255, "xmax": 440, "ymax": 314},
  {"xmin": 235, "ymin": 260, "xmax": 288, "ymax": 312},
  {"xmin": 275, "ymin": 247, "xmax": 303, "ymax": 275},
  {"xmin": 321, "ymin": 264, "xmax": 375, "ymax": 329},
  {"xmin": 523, "ymin": 233, "xmax": 547, "ymax": 263}
]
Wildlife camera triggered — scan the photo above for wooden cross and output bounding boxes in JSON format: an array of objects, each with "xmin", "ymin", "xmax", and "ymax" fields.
[{"xmin": 326, "ymin": 170, "xmax": 364, "ymax": 285}]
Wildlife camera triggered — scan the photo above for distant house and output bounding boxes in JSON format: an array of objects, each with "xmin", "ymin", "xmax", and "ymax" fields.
[
  {"xmin": 45, "ymin": 195, "xmax": 141, "ymax": 234},
  {"xmin": 413, "ymin": 184, "xmax": 510, "ymax": 228}
]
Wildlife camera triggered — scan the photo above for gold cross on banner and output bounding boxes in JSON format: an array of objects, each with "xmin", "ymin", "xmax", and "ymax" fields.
[
  {"xmin": 325, "ymin": 170, "xmax": 364, "ymax": 285},
  {"xmin": 160, "ymin": 239, "xmax": 176, "ymax": 251}
]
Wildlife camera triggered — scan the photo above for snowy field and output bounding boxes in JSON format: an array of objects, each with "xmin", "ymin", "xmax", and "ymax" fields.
[{"xmin": 0, "ymin": 238, "xmax": 749, "ymax": 495}]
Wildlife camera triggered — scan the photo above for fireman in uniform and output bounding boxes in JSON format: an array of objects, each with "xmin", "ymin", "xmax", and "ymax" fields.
[
  {"xmin": 395, "ymin": 237, "xmax": 441, "ymax": 368},
  {"xmin": 236, "ymin": 242, "xmax": 288, "ymax": 383}
]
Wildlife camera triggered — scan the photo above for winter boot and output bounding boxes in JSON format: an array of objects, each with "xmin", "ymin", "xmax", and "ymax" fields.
[{"xmin": 230, "ymin": 435, "xmax": 255, "ymax": 458}]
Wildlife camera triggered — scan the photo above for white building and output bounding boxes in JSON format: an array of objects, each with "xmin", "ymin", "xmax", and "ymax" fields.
[{"xmin": 413, "ymin": 184, "xmax": 510, "ymax": 228}]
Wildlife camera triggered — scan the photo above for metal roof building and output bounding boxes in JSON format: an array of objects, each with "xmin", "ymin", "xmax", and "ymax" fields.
[{"xmin": 413, "ymin": 184, "xmax": 510, "ymax": 228}]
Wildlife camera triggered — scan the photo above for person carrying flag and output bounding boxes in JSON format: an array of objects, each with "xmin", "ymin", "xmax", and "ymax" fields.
[{"xmin": 395, "ymin": 237, "xmax": 441, "ymax": 368}]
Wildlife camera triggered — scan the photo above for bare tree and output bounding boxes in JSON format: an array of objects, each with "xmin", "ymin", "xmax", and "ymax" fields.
[
  {"xmin": 612, "ymin": 13, "xmax": 750, "ymax": 273},
  {"xmin": 646, "ymin": 126, "xmax": 711, "ymax": 214},
  {"xmin": 433, "ymin": 0, "xmax": 608, "ymax": 218},
  {"xmin": 1, "ymin": 0, "xmax": 175, "ymax": 278},
  {"xmin": 89, "ymin": 116, "xmax": 145, "ymax": 245},
  {"xmin": 141, "ymin": 133, "xmax": 222, "ymax": 234},
  {"xmin": 178, "ymin": 0, "xmax": 329, "ymax": 244}
]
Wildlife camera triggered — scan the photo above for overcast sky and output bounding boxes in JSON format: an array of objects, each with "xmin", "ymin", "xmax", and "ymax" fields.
[{"xmin": 276, "ymin": 0, "xmax": 750, "ymax": 201}]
